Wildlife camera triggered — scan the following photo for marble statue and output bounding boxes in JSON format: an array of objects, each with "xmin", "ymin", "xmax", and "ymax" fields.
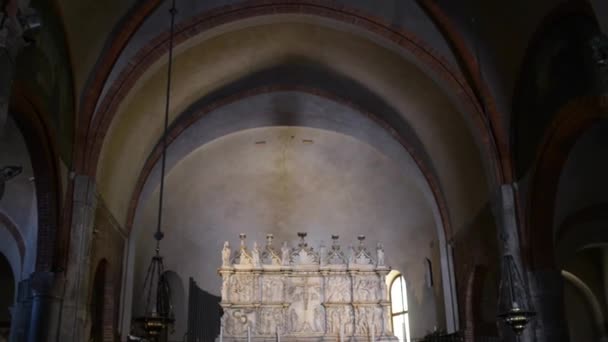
[
  {"xmin": 319, "ymin": 243, "xmax": 327, "ymax": 266},
  {"xmin": 281, "ymin": 241, "xmax": 290, "ymax": 266},
  {"xmin": 218, "ymin": 233, "xmax": 397, "ymax": 341},
  {"xmin": 348, "ymin": 245, "xmax": 356, "ymax": 264},
  {"xmin": 377, "ymin": 242, "xmax": 385, "ymax": 267},
  {"xmin": 222, "ymin": 241, "xmax": 231, "ymax": 267},
  {"xmin": 252, "ymin": 241, "xmax": 261, "ymax": 268}
]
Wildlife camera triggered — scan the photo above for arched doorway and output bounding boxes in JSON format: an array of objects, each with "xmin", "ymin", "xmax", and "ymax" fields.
[{"xmin": 0, "ymin": 253, "xmax": 15, "ymax": 341}]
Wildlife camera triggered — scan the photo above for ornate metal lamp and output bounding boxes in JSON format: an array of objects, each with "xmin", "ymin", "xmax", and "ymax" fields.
[
  {"xmin": 133, "ymin": 0, "xmax": 178, "ymax": 339},
  {"xmin": 497, "ymin": 254, "xmax": 536, "ymax": 339}
]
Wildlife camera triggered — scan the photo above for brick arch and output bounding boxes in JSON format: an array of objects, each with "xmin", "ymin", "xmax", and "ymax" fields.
[
  {"xmin": 8, "ymin": 84, "xmax": 62, "ymax": 273},
  {"xmin": 510, "ymin": 0, "xmax": 600, "ymax": 179},
  {"xmin": 78, "ymin": 0, "xmax": 501, "ymax": 189},
  {"xmin": 415, "ymin": 0, "xmax": 509, "ymax": 183},
  {"xmin": 524, "ymin": 95, "xmax": 608, "ymax": 270},
  {"xmin": 74, "ymin": 0, "xmax": 163, "ymax": 172},
  {"xmin": 124, "ymin": 86, "xmax": 453, "ymax": 245}
]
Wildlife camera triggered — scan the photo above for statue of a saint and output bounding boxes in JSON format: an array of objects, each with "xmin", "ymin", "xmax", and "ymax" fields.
[
  {"xmin": 376, "ymin": 242, "xmax": 385, "ymax": 267},
  {"xmin": 348, "ymin": 245, "xmax": 355, "ymax": 264},
  {"xmin": 281, "ymin": 241, "xmax": 290, "ymax": 266},
  {"xmin": 222, "ymin": 241, "xmax": 231, "ymax": 267},
  {"xmin": 319, "ymin": 243, "xmax": 327, "ymax": 266},
  {"xmin": 252, "ymin": 241, "xmax": 261, "ymax": 268}
]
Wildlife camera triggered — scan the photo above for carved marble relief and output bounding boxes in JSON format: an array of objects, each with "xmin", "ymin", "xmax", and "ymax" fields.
[
  {"xmin": 261, "ymin": 276, "xmax": 283, "ymax": 303},
  {"xmin": 218, "ymin": 233, "xmax": 396, "ymax": 341},
  {"xmin": 326, "ymin": 275, "xmax": 351, "ymax": 303},
  {"xmin": 326, "ymin": 305, "xmax": 354, "ymax": 335},
  {"xmin": 288, "ymin": 276, "xmax": 324, "ymax": 334},
  {"xmin": 257, "ymin": 306, "xmax": 284, "ymax": 335}
]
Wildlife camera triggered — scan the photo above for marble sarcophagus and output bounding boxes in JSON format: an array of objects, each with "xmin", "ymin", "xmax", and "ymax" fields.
[{"xmin": 218, "ymin": 233, "xmax": 397, "ymax": 341}]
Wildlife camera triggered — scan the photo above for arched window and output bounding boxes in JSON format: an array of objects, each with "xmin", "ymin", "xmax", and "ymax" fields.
[{"xmin": 390, "ymin": 274, "xmax": 411, "ymax": 342}]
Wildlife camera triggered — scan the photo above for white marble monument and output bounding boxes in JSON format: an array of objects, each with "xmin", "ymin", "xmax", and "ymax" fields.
[{"xmin": 218, "ymin": 233, "xmax": 397, "ymax": 341}]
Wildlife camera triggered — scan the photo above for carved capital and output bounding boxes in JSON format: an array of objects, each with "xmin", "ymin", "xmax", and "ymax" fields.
[
  {"xmin": 0, "ymin": 6, "xmax": 41, "ymax": 58},
  {"xmin": 586, "ymin": 34, "xmax": 608, "ymax": 93}
]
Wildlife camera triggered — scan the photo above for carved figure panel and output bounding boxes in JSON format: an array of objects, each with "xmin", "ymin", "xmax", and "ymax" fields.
[
  {"xmin": 326, "ymin": 305, "xmax": 353, "ymax": 335},
  {"xmin": 287, "ymin": 277, "xmax": 324, "ymax": 334},
  {"xmin": 257, "ymin": 307, "xmax": 285, "ymax": 335},
  {"xmin": 353, "ymin": 276, "xmax": 379, "ymax": 302},
  {"xmin": 230, "ymin": 275, "xmax": 256, "ymax": 303},
  {"xmin": 326, "ymin": 276, "xmax": 351, "ymax": 303},
  {"xmin": 262, "ymin": 276, "xmax": 284, "ymax": 303}
]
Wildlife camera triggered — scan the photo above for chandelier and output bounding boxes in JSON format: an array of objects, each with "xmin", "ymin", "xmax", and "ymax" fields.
[
  {"xmin": 497, "ymin": 254, "xmax": 536, "ymax": 339},
  {"xmin": 133, "ymin": 0, "xmax": 178, "ymax": 339}
]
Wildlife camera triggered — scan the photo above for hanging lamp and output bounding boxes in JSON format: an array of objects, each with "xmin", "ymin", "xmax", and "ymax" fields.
[{"xmin": 133, "ymin": 0, "xmax": 178, "ymax": 339}]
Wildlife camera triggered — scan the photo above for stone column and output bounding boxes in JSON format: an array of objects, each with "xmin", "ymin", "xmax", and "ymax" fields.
[
  {"xmin": 58, "ymin": 175, "xmax": 98, "ymax": 342},
  {"xmin": 528, "ymin": 270, "xmax": 569, "ymax": 342},
  {"xmin": 9, "ymin": 279, "xmax": 32, "ymax": 342},
  {"xmin": 27, "ymin": 271, "xmax": 63, "ymax": 342},
  {"xmin": 494, "ymin": 184, "xmax": 569, "ymax": 342},
  {"xmin": 492, "ymin": 184, "xmax": 533, "ymax": 342}
]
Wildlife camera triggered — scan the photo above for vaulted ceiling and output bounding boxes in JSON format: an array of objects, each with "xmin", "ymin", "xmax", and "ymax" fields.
[{"xmin": 12, "ymin": 0, "xmax": 607, "ymax": 236}]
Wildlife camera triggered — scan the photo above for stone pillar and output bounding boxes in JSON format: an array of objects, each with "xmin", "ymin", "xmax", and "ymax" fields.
[
  {"xmin": 494, "ymin": 184, "xmax": 570, "ymax": 342},
  {"xmin": 528, "ymin": 270, "xmax": 569, "ymax": 342},
  {"xmin": 58, "ymin": 175, "xmax": 98, "ymax": 342},
  {"xmin": 9, "ymin": 279, "xmax": 32, "ymax": 342},
  {"xmin": 492, "ymin": 184, "xmax": 534, "ymax": 342},
  {"xmin": 27, "ymin": 271, "xmax": 63, "ymax": 342}
]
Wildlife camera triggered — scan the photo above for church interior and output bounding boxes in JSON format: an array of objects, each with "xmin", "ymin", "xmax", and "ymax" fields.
[{"xmin": 0, "ymin": 0, "xmax": 607, "ymax": 341}]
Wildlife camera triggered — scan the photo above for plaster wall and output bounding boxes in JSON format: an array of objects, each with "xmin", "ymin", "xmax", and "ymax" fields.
[
  {"xmin": 98, "ymin": 23, "xmax": 488, "ymax": 233},
  {"xmin": 131, "ymin": 127, "xmax": 443, "ymax": 339},
  {"xmin": 95, "ymin": 0, "xmax": 456, "ymax": 115},
  {"xmin": 55, "ymin": 0, "xmax": 138, "ymax": 95},
  {"xmin": 0, "ymin": 118, "xmax": 37, "ymax": 277}
]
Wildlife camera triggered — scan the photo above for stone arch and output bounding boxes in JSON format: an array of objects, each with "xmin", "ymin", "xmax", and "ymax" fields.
[
  {"xmin": 7, "ymin": 105, "xmax": 62, "ymax": 272},
  {"xmin": 562, "ymin": 269, "xmax": 608, "ymax": 340},
  {"xmin": 81, "ymin": 0, "xmax": 500, "ymax": 189},
  {"xmin": 555, "ymin": 204, "xmax": 608, "ymax": 265},
  {"xmin": 525, "ymin": 96, "xmax": 608, "ymax": 270},
  {"xmin": 118, "ymin": 89, "xmax": 461, "ymax": 334},
  {"xmin": 510, "ymin": 1, "xmax": 601, "ymax": 179}
]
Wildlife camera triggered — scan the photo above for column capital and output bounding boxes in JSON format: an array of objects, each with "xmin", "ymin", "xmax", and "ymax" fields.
[
  {"xmin": 585, "ymin": 33, "xmax": 608, "ymax": 94},
  {"xmin": 0, "ymin": 5, "xmax": 41, "ymax": 59}
]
